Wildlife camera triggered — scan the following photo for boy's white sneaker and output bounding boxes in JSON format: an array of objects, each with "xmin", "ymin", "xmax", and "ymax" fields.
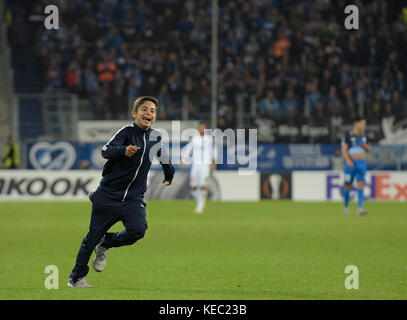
[
  {"xmin": 92, "ymin": 240, "xmax": 108, "ymax": 272},
  {"xmin": 67, "ymin": 277, "xmax": 93, "ymax": 288}
]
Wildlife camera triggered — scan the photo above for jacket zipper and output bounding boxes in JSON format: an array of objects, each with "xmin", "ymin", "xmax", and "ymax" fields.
[{"xmin": 122, "ymin": 132, "xmax": 146, "ymax": 202}]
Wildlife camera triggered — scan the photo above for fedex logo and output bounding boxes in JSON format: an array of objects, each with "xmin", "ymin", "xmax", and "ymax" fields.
[{"xmin": 327, "ymin": 173, "xmax": 407, "ymax": 201}]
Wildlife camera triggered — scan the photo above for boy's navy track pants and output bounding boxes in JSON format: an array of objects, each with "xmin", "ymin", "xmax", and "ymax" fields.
[{"xmin": 70, "ymin": 188, "xmax": 148, "ymax": 281}]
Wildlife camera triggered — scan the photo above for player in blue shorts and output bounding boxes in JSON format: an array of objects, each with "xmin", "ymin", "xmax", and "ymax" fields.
[{"xmin": 341, "ymin": 117, "xmax": 371, "ymax": 216}]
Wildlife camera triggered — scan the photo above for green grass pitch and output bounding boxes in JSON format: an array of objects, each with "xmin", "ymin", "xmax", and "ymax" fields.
[{"xmin": 0, "ymin": 200, "xmax": 406, "ymax": 300}]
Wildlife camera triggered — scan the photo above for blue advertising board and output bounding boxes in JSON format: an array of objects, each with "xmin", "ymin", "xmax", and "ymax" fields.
[
  {"xmin": 26, "ymin": 141, "xmax": 106, "ymax": 170},
  {"xmin": 217, "ymin": 143, "xmax": 338, "ymax": 172},
  {"xmin": 25, "ymin": 141, "xmax": 407, "ymax": 171}
]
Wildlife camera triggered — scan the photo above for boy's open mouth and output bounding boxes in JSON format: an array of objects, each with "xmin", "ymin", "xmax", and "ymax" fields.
[{"xmin": 142, "ymin": 116, "xmax": 152, "ymax": 123}]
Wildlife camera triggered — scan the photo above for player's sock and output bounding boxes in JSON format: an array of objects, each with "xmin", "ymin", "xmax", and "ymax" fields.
[
  {"xmin": 357, "ymin": 188, "xmax": 364, "ymax": 211},
  {"xmin": 196, "ymin": 188, "xmax": 203, "ymax": 210},
  {"xmin": 191, "ymin": 188, "xmax": 197, "ymax": 201},
  {"xmin": 201, "ymin": 188, "xmax": 207, "ymax": 209},
  {"xmin": 343, "ymin": 188, "xmax": 350, "ymax": 209}
]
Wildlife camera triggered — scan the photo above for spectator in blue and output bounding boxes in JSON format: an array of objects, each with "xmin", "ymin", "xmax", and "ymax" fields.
[
  {"xmin": 326, "ymin": 85, "xmax": 339, "ymax": 111},
  {"xmin": 305, "ymin": 79, "xmax": 322, "ymax": 116},
  {"xmin": 128, "ymin": 68, "xmax": 143, "ymax": 100},
  {"xmin": 106, "ymin": 26, "xmax": 123, "ymax": 51},
  {"xmin": 312, "ymin": 101, "xmax": 328, "ymax": 125},
  {"xmin": 259, "ymin": 90, "xmax": 281, "ymax": 119},
  {"xmin": 45, "ymin": 57, "xmax": 63, "ymax": 90},
  {"xmin": 330, "ymin": 100, "xmax": 343, "ymax": 118},
  {"xmin": 282, "ymin": 89, "xmax": 299, "ymax": 119},
  {"xmin": 9, "ymin": 0, "xmax": 406, "ymax": 130},
  {"xmin": 340, "ymin": 63, "xmax": 353, "ymax": 86},
  {"xmin": 83, "ymin": 67, "xmax": 100, "ymax": 94},
  {"xmin": 157, "ymin": 84, "xmax": 171, "ymax": 112},
  {"xmin": 378, "ymin": 87, "xmax": 391, "ymax": 118}
]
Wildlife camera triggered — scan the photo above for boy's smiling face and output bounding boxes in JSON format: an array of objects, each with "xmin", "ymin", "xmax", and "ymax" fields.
[{"xmin": 132, "ymin": 100, "xmax": 157, "ymax": 130}]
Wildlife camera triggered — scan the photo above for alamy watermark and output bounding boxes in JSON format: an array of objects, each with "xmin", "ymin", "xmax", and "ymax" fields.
[
  {"xmin": 40, "ymin": 2, "xmax": 359, "ymax": 174},
  {"xmin": 44, "ymin": 5, "xmax": 59, "ymax": 30},
  {"xmin": 146, "ymin": 121, "xmax": 258, "ymax": 175},
  {"xmin": 43, "ymin": 4, "xmax": 359, "ymax": 31},
  {"xmin": 344, "ymin": 265, "xmax": 359, "ymax": 290},
  {"xmin": 44, "ymin": 265, "xmax": 59, "ymax": 289},
  {"xmin": 344, "ymin": 5, "xmax": 359, "ymax": 30},
  {"xmin": 43, "ymin": 3, "xmax": 359, "ymax": 30}
]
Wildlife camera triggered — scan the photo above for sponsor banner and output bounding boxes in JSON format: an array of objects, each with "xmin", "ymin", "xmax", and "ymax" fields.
[
  {"xmin": 365, "ymin": 145, "xmax": 407, "ymax": 170},
  {"xmin": 146, "ymin": 171, "xmax": 210, "ymax": 200},
  {"xmin": 26, "ymin": 140, "xmax": 185, "ymax": 171},
  {"xmin": 260, "ymin": 173, "xmax": 292, "ymax": 199},
  {"xmin": 256, "ymin": 120, "xmax": 383, "ymax": 143},
  {"xmin": 219, "ymin": 144, "xmax": 336, "ymax": 172},
  {"xmin": 0, "ymin": 170, "xmax": 259, "ymax": 201},
  {"xmin": 214, "ymin": 171, "xmax": 259, "ymax": 201},
  {"xmin": 0, "ymin": 170, "xmax": 101, "ymax": 200},
  {"xmin": 77, "ymin": 121, "xmax": 129, "ymax": 143},
  {"xmin": 25, "ymin": 139, "xmax": 407, "ymax": 172},
  {"xmin": 26, "ymin": 141, "xmax": 106, "ymax": 170},
  {"xmin": 25, "ymin": 139, "xmax": 256, "ymax": 173},
  {"xmin": 146, "ymin": 170, "xmax": 259, "ymax": 201},
  {"xmin": 292, "ymin": 171, "xmax": 407, "ymax": 201},
  {"xmin": 219, "ymin": 143, "xmax": 407, "ymax": 172},
  {"xmin": 77, "ymin": 120, "xmax": 199, "ymax": 143}
]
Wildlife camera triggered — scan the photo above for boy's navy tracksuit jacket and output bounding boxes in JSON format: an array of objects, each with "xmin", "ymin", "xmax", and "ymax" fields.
[
  {"xmin": 98, "ymin": 122, "xmax": 174, "ymax": 202},
  {"xmin": 70, "ymin": 122, "xmax": 174, "ymax": 281}
]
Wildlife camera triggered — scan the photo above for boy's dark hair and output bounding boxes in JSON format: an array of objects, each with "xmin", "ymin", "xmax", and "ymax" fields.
[
  {"xmin": 354, "ymin": 116, "xmax": 365, "ymax": 123},
  {"xmin": 132, "ymin": 96, "xmax": 158, "ymax": 113}
]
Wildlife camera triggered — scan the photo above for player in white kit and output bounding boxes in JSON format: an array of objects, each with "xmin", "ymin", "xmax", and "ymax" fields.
[{"xmin": 180, "ymin": 121, "xmax": 216, "ymax": 214}]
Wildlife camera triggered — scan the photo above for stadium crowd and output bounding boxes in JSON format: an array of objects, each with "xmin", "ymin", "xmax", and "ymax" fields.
[{"xmin": 5, "ymin": 0, "xmax": 407, "ymax": 128}]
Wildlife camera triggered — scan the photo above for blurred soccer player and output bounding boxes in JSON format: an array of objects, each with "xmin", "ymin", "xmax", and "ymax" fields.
[
  {"xmin": 180, "ymin": 121, "xmax": 216, "ymax": 214},
  {"xmin": 68, "ymin": 96, "xmax": 174, "ymax": 287},
  {"xmin": 341, "ymin": 117, "xmax": 371, "ymax": 216}
]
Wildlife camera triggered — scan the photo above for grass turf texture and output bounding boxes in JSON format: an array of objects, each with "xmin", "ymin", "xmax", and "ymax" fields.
[{"xmin": 0, "ymin": 200, "xmax": 406, "ymax": 300}]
